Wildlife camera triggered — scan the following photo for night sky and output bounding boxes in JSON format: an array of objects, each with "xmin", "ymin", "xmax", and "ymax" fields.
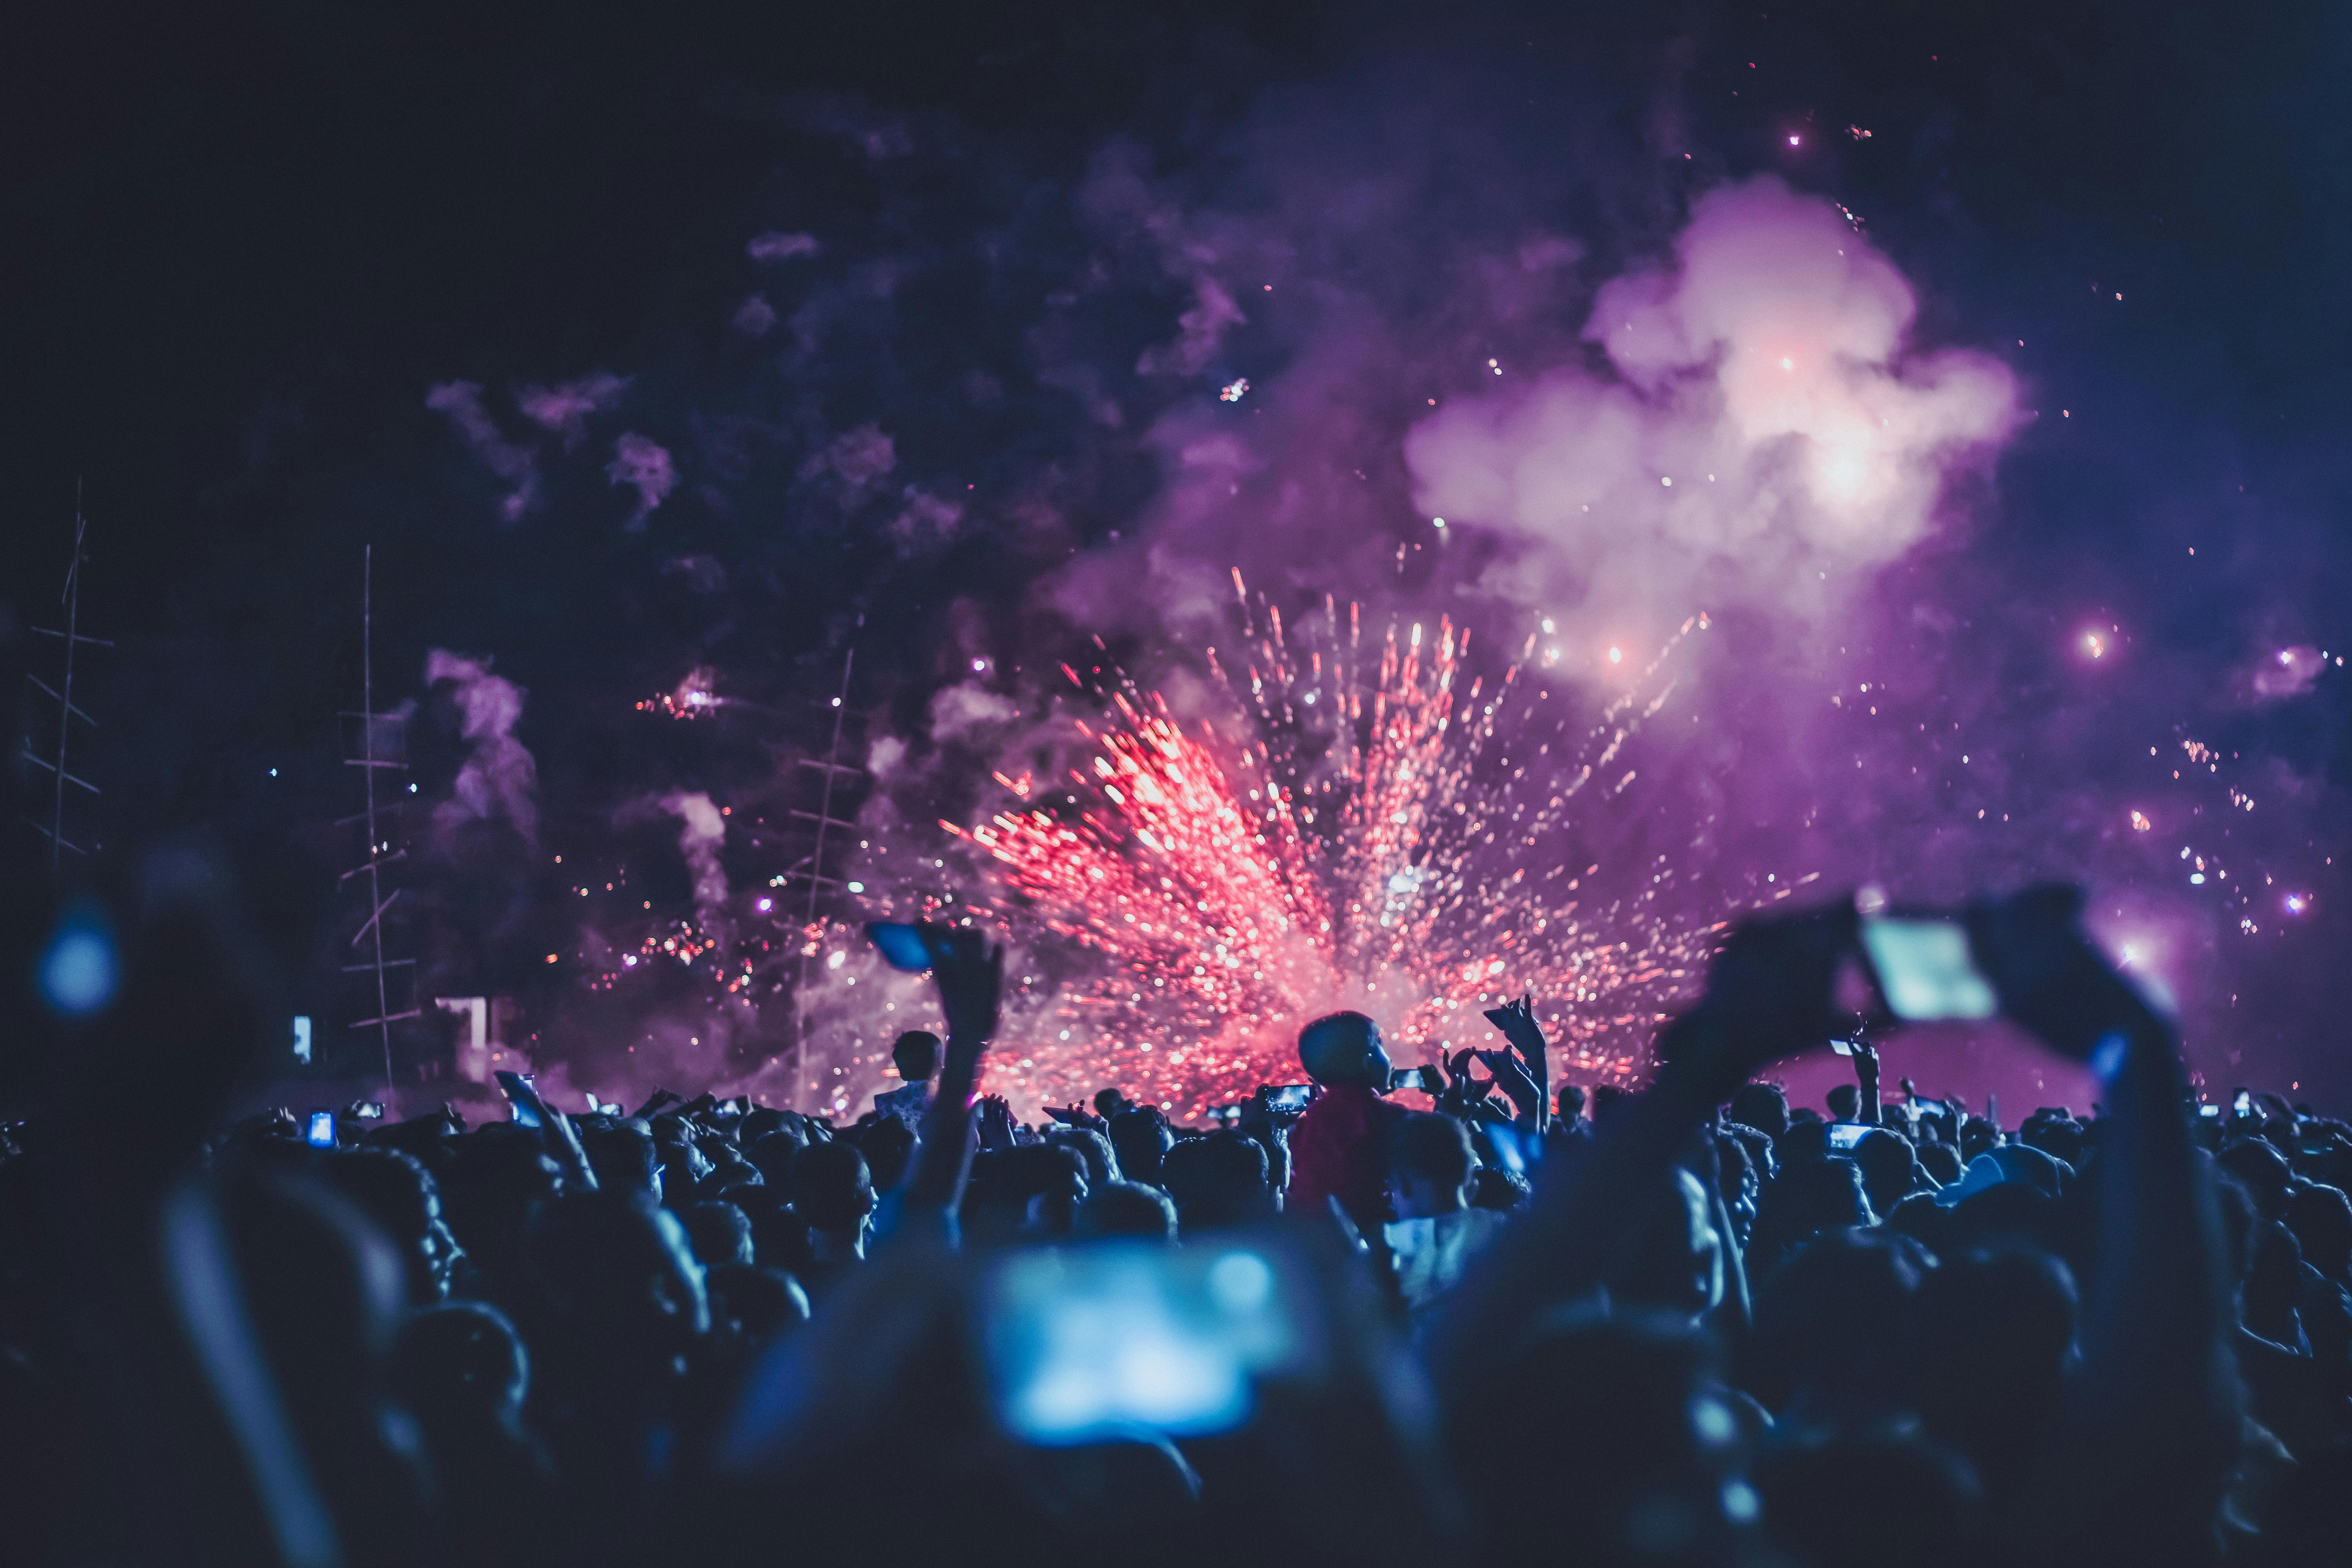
[{"xmin": 9, "ymin": 1, "xmax": 2352, "ymax": 1112}]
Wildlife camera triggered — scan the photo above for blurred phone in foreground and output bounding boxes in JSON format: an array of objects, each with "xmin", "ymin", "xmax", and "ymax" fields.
[
  {"xmin": 1826, "ymin": 1122, "xmax": 1870, "ymax": 1152},
  {"xmin": 1857, "ymin": 915, "xmax": 2000, "ymax": 1022},
  {"xmin": 1263, "ymin": 1083, "xmax": 1314, "ymax": 1114},
  {"xmin": 305, "ymin": 1111, "xmax": 336, "ymax": 1148},
  {"xmin": 866, "ymin": 922, "xmax": 933, "ymax": 973},
  {"xmin": 980, "ymin": 1241, "xmax": 1314, "ymax": 1445}
]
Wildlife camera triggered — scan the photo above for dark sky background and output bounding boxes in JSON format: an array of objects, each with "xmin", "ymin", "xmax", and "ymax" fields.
[{"xmin": 9, "ymin": 0, "xmax": 2352, "ymax": 1110}]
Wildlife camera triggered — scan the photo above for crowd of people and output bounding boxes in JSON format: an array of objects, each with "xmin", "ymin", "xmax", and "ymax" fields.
[{"xmin": 4, "ymin": 882, "xmax": 2350, "ymax": 1565}]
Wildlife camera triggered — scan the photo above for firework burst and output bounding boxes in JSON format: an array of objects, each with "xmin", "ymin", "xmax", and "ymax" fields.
[{"xmin": 947, "ymin": 581, "xmax": 1720, "ymax": 1120}]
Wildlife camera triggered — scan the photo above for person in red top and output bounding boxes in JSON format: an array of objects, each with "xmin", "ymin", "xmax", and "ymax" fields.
[{"xmin": 1285, "ymin": 1010, "xmax": 1403, "ymax": 1235}]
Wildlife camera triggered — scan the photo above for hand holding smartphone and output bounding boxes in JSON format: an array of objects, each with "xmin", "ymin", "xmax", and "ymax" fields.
[
  {"xmin": 1855, "ymin": 913, "xmax": 2000, "ymax": 1022},
  {"xmin": 495, "ymin": 1069, "xmax": 547, "ymax": 1130},
  {"xmin": 866, "ymin": 921, "xmax": 933, "ymax": 972}
]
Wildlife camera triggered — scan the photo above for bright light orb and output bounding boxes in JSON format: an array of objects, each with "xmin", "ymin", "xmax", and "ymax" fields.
[
  {"xmin": 39, "ymin": 919, "xmax": 118, "ymax": 1016},
  {"xmin": 1607, "ymin": 646, "xmax": 1624, "ymax": 665}
]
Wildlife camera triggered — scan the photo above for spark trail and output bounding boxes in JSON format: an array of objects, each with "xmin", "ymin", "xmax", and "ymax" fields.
[{"xmin": 949, "ymin": 583, "xmax": 1720, "ymax": 1120}]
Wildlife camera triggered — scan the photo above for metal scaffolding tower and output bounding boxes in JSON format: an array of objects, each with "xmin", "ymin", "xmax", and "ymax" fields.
[
  {"xmin": 22, "ymin": 481, "xmax": 109, "ymax": 874},
  {"xmin": 786, "ymin": 648, "xmax": 863, "ymax": 1111},
  {"xmin": 341, "ymin": 546, "xmax": 417, "ymax": 1094}
]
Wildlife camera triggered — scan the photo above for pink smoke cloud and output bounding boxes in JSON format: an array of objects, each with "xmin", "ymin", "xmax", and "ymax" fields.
[
  {"xmin": 606, "ymin": 432, "xmax": 676, "ymax": 524},
  {"xmin": 425, "ymin": 650, "xmax": 538, "ymax": 846},
  {"xmin": 2252, "ymin": 644, "xmax": 2326, "ymax": 700},
  {"xmin": 732, "ymin": 294, "xmax": 778, "ymax": 336},
  {"xmin": 799, "ymin": 423, "xmax": 896, "ymax": 504},
  {"xmin": 424, "ymin": 381, "xmax": 539, "ymax": 521},
  {"xmin": 657, "ymin": 790, "xmax": 731, "ymax": 935},
  {"xmin": 1405, "ymin": 177, "xmax": 2019, "ymax": 647},
  {"xmin": 517, "ymin": 372, "xmax": 628, "ymax": 447},
  {"xmin": 1136, "ymin": 277, "xmax": 1247, "ymax": 377},
  {"xmin": 748, "ymin": 230, "xmax": 820, "ymax": 262}
]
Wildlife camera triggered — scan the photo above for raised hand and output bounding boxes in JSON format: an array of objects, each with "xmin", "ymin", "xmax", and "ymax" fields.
[
  {"xmin": 1653, "ymin": 901, "xmax": 1859, "ymax": 1098},
  {"xmin": 1476, "ymin": 1047, "xmax": 1544, "ymax": 1127},
  {"xmin": 903, "ymin": 923, "xmax": 1007, "ymax": 1218},
  {"xmin": 1435, "ymin": 1047, "xmax": 1493, "ymax": 1118},
  {"xmin": 1483, "ymin": 992, "xmax": 1550, "ymax": 1097},
  {"xmin": 918, "ymin": 922, "xmax": 1004, "ymax": 1044},
  {"xmin": 1963, "ymin": 883, "xmax": 2161, "ymax": 1061},
  {"xmin": 1847, "ymin": 1036, "xmax": 1882, "ymax": 1126},
  {"xmin": 976, "ymin": 1094, "xmax": 1017, "ymax": 1151}
]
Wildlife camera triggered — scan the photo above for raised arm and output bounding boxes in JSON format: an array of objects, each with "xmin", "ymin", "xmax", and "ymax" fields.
[
  {"xmin": 898, "ymin": 924, "xmax": 1004, "ymax": 1221},
  {"xmin": 1849, "ymin": 1037, "xmax": 1882, "ymax": 1127},
  {"xmin": 1964, "ymin": 886, "xmax": 2234, "ymax": 1558},
  {"xmin": 1427, "ymin": 906, "xmax": 1855, "ymax": 1396}
]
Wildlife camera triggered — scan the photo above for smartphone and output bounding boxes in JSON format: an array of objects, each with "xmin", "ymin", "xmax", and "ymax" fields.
[
  {"xmin": 2198, "ymin": 1104, "xmax": 2222, "ymax": 1120},
  {"xmin": 305, "ymin": 1111, "xmax": 337, "ymax": 1148},
  {"xmin": 1389, "ymin": 1065, "xmax": 1443, "ymax": 1094},
  {"xmin": 980, "ymin": 1241, "xmax": 1312, "ymax": 1445},
  {"xmin": 495, "ymin": 1069, "xmax": 544, "ymax": 1130},
  {"xmin": 866, "ymin": 921, "xmax": 933, "ymax": 973},
  {"xmin": 354, "ymin": 1102, "xmax": 385, "ymax": 1120},
  {"xmin": 1826, "ymin": 1122, "xmax": 1870, "ymax": 1151},
  {"xmin": 1858, "ymin": 915, "xmax": 2000, "ymax": 1022},
  {"xmin": 1828, "ymin": 1037, "xmax": 1854, "ymax": 1056},
  {"xmin": 1264, "ymin": 1084, "xmax": 1314, "ymax": 1114},
  {"xmin": 2233, "ymin": 1091, "xmax": 2253, "ymax": 1117},
  {"xmin": 1042, "ymin": 1105, "xmax": 1082, "ymax": 1125}
]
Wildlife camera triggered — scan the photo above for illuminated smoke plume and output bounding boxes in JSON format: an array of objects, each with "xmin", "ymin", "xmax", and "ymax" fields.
[
  {"xmin": 1406, "ymin": 177, "xmax": 2019, "ymax": 646},
  {"xmin": 658, "ymin": 789, "xmax": 731, "ymax": 934},
  {"xmin": 928, "ymin": 680, "xmax": 1021, "ymax": 742},
  {"xmin": 423, "ymin": 382, "xmax": 540, "ymax": 521},
  {"xmin": 606, "ymin": 432, "xmax": 677, "ymax": 524},
  {"xmin": 430, "ymin": 372, "xmax": 633, "ymax": 518},
  {"xmin": 519, "ymin": 372, "xmax": 628, "ymax": 447},
  {"xmin": 425, "ymin": 650, "xmax": 538, "ymax": 846},
  {"xmin": 747, "ymin": 230, "xmax": 820, "ymax": 262},
  {"xmin": 2253, "ymin": 645, "xmax": 2326, "ymax": 701}
]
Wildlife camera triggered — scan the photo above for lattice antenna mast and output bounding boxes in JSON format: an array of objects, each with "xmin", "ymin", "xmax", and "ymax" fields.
[
  {"xmin": 789, "ymin": 648, "xmax": 861, "ymax": 1111},
  {"xmin": 341, "ymin": 546, "xmax": 419, "ymax": 1095},
  {"xmin": 22, "ymin": 478, "xmax": 109, "ymax": 875}
]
